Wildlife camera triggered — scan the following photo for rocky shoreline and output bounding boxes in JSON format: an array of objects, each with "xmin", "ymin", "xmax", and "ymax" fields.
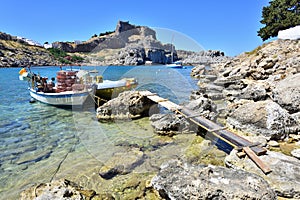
[{"xmin": 19, "ymin": 38, "xmax": 300, "ymax": 199}]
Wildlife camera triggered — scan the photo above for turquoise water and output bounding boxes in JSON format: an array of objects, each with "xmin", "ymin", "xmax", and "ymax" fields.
[{"xmin": 0, "ymin": 65, "xmax": 198, "ymax": 199}]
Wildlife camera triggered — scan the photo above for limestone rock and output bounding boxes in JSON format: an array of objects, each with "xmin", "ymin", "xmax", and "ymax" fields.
[
  {"xmin": 150, "ymin": 114, "xmax": 190, "ymax": 136},
  {"xmin": 225, "ymin": 150, "xmax": 300, "ymax": 199},
  {"xmin": 20, "ymin": 179, "xmax": 96, "ymax": 200},
  {"xmin": 268, "ymin": 140, "xmax": 280, "ymax": 147},
  {"xmin": 151, "ymin": 159, "xmax": 277, "ymax": 200},
  {"xmin": 190, "ymin": 64, "xmax": 206, "ymax": 78},
  {"xmin": 96, "ymin": 91, "xmax": 156, "ymax": 121},
  {"xmin": 240, "ymin": 82, "xmax": 268, "ymax": 101},
  {"xmin": 184, "ymin": 96, "xmax": 217, "ymax": 121},
  {"xmin": 227, "ymin": 100, "xmax": 300, "ymax": 140},
  {"xmin": 181, "ymin": 50, "xmax": 229, "ymax": 65},
  {"xmin": 272, "ymin": 73, "xmax": 300, "ymax": 113},
  {"xmin": 99, "ymin": 148, "xmax": 144, "ymax": 179},
  {"xmin": 291, "ymin": 148, "xmax": 300, "ymax": 159}
]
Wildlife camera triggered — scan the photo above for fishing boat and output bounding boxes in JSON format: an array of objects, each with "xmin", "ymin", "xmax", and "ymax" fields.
[
  {"xmin": 19, "ymin": 67, "xmax": 138, "ymax": 106},
  {"xmin": 19, "ymin": 68, "xmax": 93, "ymax": 106},
  {"xmin": 28, "ymin": 88, "xmax": 92, "ymax": 106},
  {"xmin": 94, "ymin": 76, "xmax": 138, "ymax": 100},
  {"xmin": 165, "ymin": 35, "xmax": 184, "ymax": 68},
  {"xmin": 166, "ymin": 60, "xmax": 183, "ymax": 68}
]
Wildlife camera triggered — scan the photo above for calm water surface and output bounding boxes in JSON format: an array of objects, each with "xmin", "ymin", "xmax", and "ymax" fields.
[{"xmin": 0, "ymin": 65, "xmax": 198, "ymax": 199}]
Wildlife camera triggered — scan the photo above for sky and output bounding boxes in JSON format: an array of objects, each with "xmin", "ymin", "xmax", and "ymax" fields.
[{"xmin": 0, "ymin": 0, "xmax": 270, "ymax": 56}]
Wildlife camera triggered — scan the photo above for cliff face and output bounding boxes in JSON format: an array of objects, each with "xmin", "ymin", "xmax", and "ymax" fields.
[
  {"xmin": 53, "ymin": 21, "xmax": 177, "ymax": 65},
  {"xmin": 0, "ymin": 32, "xmax": 59, "ymax": 67}
]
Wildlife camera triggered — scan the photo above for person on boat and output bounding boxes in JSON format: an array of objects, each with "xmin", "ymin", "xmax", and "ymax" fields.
[
  {"xmin": 49, "ymin": 77, "xmax": 55, "ymax": 87},
  {"xmin": 19, "ymin": 67, "xmax": 27, "ymax": 75}
]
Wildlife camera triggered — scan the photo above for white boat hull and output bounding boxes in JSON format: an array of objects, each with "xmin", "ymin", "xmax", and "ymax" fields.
[
  {"xmin": 29, "ymin": 89, "xmax": 91, "ymax": 106},
  {"xmin": 166, "ymin": 64, "xmax": 183, "ymax": 68},
  {"xmin": 166, "ymin": 61, "xmax": 183, "ymax": 68}
]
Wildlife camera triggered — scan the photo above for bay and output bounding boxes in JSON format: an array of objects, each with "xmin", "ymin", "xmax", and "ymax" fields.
[{"xmin": 0, "ymin": 65, "xmax": 198, "ymax": 199}]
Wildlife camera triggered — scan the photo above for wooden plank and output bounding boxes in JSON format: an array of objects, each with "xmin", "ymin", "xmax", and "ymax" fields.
[
  {"xmin": 179, "ymin": 107, "xmax": 267, "ymax": 155},
  {"xmin": 243, "ymin": 146, "xmax": 272, "ymax": 174},
  {"xmin": 140, "ymin": 90, "xmax": 267, "ymax": 156}
]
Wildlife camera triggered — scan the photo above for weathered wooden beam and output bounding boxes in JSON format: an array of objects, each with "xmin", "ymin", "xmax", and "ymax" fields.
[
  {"xmin": 179, "ymin": 107, "xmax": 266, "ymax": 155},
  {"xmin": 140, "ymin": 90, "xmax": 267, "ymax": 156},
  {"xmin": 243, "ymin": 146, "xmax": 272, "ymax": 174}
]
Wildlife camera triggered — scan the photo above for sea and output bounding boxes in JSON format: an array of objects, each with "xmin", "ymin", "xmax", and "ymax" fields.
[{"xmin": 0, "ymin": 65, "xmax": 199, "ymax": 199}]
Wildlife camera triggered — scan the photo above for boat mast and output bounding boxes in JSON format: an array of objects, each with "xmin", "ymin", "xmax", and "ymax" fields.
[{"xmin": 171, "ymin": 34, "xmax": 174, "ymax": 63}]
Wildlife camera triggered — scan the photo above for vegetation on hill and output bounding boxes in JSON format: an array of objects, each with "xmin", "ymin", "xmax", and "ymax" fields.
[
  {"xmin": 99, "ymin": 31, "xmax": 114, "ymax": 37},
  {"xmin": 47, "ymin": 48, "xmax": 84, "ymax": 64},
  {"xmin": 258, "ymin": 0, "xmax": 300, "ymax": 41}
]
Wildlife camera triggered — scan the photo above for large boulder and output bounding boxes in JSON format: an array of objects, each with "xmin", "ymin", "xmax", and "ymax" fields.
[
  {"xmin": 184, "ymin": 96, "xmax": 217, "ymax": 120},
  {"xmin": 150, "ymin": 114, "xmax": 190, "ymax": 136},
  {"xmin": 227, "ymin": 100, "xmax": 300, "ymax": 140},
  {"xmin": 272, "ymin": 73, "xmax": 300, "ymax": 113},
  {"xmin": 240, "ymin": 82, "xmax": 268, "ymax": 101},
  {"xmin": 151, "ymin": 159, "xmax": 277, "ymax": 199},
  {"xmin": 225, "ymin": 150, "xmax": 300, "ymax": 199},
  {"xmin": 96, "ymin": 91, "xmax": 156, "ymax": 121}
]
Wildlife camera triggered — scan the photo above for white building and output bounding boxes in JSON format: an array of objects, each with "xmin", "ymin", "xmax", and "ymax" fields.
[
  {"xmin": 43, "ymin": 43, "xmax": 53, "ymax": 49},
  {"xmin": 278, "ymin": 25, "xmax": 300, "ymax": 40},
  {"xmin": 17, "ymin": 36, "xmax": 43, "ymax": 47}
]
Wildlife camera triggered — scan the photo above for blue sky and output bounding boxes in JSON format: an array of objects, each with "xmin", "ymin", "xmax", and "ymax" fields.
[{"xmin": 0, "ymin": 0, "xmax": 270, "ymax": 56}]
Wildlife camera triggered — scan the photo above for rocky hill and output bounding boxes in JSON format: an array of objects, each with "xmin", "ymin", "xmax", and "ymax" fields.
[
  {"xmin": 0, "ymin": 32, "xmax": 60, "ymax": 67},
  {"xmin": 53, "ymin": 21, "xmax": 177, "ymax": 65},
  {"xmin": 192, "ymin": 39, "xmax": 300, "ymax": 133},
  {"xmin": 0, "ymin": 21, "xmax": 228, "ymax": 67},
  {"xmin": 53, "ymin": 21, "xmax": 228, "ymax": 66}
]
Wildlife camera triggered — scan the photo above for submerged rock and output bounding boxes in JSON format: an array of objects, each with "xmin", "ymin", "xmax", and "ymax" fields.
[
  {"xmin": 227, "ymin": 100, "xmax": 300, "ymax": 140},
  {"xmin": 96, "ymin": 91, "xmax": 156, "ymax": 121},
  {"xmin": 20, "ymin": 179, "xmax": 96, "ymax": 200},
  {"xmin": 225, "ymin": 150, "xmax": 300, "ymax": 199},
  {"xmin": 151, "ymin": 159, "xmax": 276, "ymax": 200},
  {"xmin": 99, "ymin": 147, "xmax": 144, "ymax": 179}
]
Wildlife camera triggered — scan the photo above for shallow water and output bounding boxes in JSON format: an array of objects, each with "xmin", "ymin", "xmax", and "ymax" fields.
[{"xmin": 0, "ymin": 65, "xmax": 198, "ymax": 199}]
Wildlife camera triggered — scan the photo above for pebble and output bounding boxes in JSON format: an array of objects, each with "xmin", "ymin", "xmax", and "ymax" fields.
[{"xmin": 268, "ymin": 140, "xmax": 280, "ymax": 147}]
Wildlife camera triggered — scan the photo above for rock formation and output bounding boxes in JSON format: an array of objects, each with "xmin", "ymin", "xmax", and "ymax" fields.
[
  {"xmin": 96, "ymin": 91, "xmax": 156, "ymax": 121},
  {"xmin": 225, "ymin": 150, "xmax": 300, "ymax": 198},
  {"xmin": 1, "ymin": 21, "xmax": 230, "ymax": 67},
  {"xmin": 190, "ymin": 39, "xmax": 300, "ymax": 141},
  {"xmin": 20, "ymin": 179, "xmax": 98, "ymax": 200},
  {"xmin": 178, "ymin": 49, "xmax": 229, "ymax": 65},
  {"xmin": 227, "ymin": 100, "xmax": 300, "ymax": 140},
  {"xmin": 151, "ymin": 159, "xmax": 277, "ymax": 200},
  {"xmin": 52, "ymin": 21, "xmax": 176, "ymax": 65},
  {"xmin": 99, "ymin": 147, "xmax": 144, "ymax": 179},
  {"xmin": 186, "ymin": 39, "xmax": 300, "ymax": 199}
]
